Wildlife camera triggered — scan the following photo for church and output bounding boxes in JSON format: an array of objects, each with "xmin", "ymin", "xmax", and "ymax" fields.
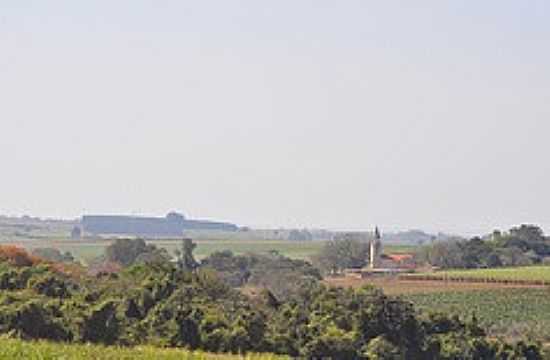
[{"xmin": 346, "ymin": 227, "xmax": 416, "ymax": 278}]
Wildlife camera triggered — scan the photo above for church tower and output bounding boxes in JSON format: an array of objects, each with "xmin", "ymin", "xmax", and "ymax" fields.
[{"xmin": 369, "ymin": 226, "xmax": 382, "ymax": 269}]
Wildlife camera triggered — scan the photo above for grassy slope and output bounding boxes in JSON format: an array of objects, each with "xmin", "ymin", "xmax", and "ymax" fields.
[{"xmin": 0, "ymin": 338, "xmax": 286, "ymax": 360}]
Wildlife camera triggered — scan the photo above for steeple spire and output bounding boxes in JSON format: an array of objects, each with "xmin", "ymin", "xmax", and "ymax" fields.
[{"xmin": 370, "ymin": 226, "xmax": 382, "ymax": 269}]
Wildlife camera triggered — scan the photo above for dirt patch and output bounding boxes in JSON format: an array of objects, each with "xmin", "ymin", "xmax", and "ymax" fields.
[{"xmin": 324, "ymin": 276, "xmax": 547, "ymax": 295}]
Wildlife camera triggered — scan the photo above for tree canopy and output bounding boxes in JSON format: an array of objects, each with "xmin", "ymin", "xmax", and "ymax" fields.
[
  {"xmin": 419, "ymin": 224, "xmax": 550, "ymax": 269},
  {"xmin": 314, "ymin": 235, "xmax": 369, "ymax": 274}
]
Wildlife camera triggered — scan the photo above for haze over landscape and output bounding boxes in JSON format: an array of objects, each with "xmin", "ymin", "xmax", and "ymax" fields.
[
  {"xmin": 4, "ymin": 3, "xmax": 550, "ymax": 359},
  {"xmin": 2, "ymin": 1, "xmax": 550, "ymax": 235}
]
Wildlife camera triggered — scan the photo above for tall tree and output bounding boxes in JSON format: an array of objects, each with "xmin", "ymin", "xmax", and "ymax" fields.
[
  {"xmin": 174, "ymin": 238, "xmax": 199, "ymax": 272},
  {"xmin": 314, "ymin": 236, "xmax": 369, "ymax": 274}
]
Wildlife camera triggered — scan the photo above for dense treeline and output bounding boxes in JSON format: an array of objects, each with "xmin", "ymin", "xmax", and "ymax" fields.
[
  {"xmin": 419, "ymin": 224, "xmax": 550, "ymax": 269},
  {"xmin": 0, "ymin": 243, "xmax": 544, "ymax": 359}
]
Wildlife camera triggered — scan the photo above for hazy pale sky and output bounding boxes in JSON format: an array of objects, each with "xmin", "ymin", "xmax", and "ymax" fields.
[{"xmin": 2, "ymin": 1, "xmax": 550, "ymax": 235}]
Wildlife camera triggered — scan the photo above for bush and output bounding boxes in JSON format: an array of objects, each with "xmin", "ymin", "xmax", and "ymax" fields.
[
  {"xmin": 0, "ymin": 246, "xmax": 41, "ymax": 267},
  {"xmin": 28, "ymin": 274, "xmax": 75, "ymax": 298},
  {"xmin": 0, "ymin": 300, "xmax": 72, "ymax": 341}
]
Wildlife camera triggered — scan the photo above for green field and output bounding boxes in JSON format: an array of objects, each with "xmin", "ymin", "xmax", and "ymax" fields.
[
  {"xmin": 427, "ymin": 266, "xmax": 550, "ymax": 283},
  {"xmin": 403, "ymin": 265, "xmax": 550, "ymax": 341},
  {"xmin": 0, "ymin": 338, "xmax": 286, "ymax": 360},
  {"xmin": 405, "ymin": 288, "xmax": 550, "ymax": 341},
  {"xmin": 18, "ymin": 239, "xmax": 417, "ymax": 263},
  {"xmin": 336, "ymin": 265, "xmax": 550, "ymax": 342},
  {"xmin": 36, "ymin": 239, "xmax": 327, "ymax": 263}
]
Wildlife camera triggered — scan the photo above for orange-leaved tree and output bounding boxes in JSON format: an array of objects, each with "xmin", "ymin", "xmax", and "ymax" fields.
[{"xmin": 0, "ymin": 245, "xmax": 42, "ymax": 267}]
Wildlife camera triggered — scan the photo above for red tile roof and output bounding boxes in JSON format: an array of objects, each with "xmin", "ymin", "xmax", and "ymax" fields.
[{"xmin": 386, "ymin": 253, "xmax": 414, "ymax": 262}]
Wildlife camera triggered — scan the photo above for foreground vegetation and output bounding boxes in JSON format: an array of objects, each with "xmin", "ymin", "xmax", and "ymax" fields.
[
  {"xmin": 0, "ymin": 337, "xmax": 286, "ymax": 360},
  {"xmin": 0, "ymin": 243, "xmax": 543, "ymax": 359}
]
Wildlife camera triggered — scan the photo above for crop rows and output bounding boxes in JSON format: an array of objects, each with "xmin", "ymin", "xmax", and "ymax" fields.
[
  {"xmin": 404, "ymin": 288, "xmax": 550, "ymax": 341},
  {"xmin": 418, "ymin": 266, "xmax": 550, "ymax": 282}
]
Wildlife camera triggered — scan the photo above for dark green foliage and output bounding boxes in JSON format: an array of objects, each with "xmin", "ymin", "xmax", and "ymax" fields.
[
  {"xmin": 174, "ymin": 238, "xmax": 199, "ymax": 272},
  {"xmin": 0, "ymin": 264, "xmax": 50, "ymax": 291},
  {"xmin": 80, "ymin": 300, "xmax": 120, "ymax": 344},
  {"xmin": 202, "ymin": 250, "xmax": 321, "ymax": 300},
  {"xmin": 362, "ymin": 335, "xmax": 403, "ymax": 360},
  {"xmin": 104, "ymin": 238, "xmax": 170, "ymax": 267},
  {"xmin": 0, "ymin": 269, "xmax": 21, "ymax": 290},
  {"xmin": 420, "ymin": 224, "xmax": 550, "ymax": 269},
  {"xmin": 29, "ymin": 274, "xmax": 76, "ymax": 298},
  {"xmin": 0, "ymin": 255, "xmax": 543, "ymax": 358},
  {"xmin": 0, "ymin": 298, "xmax": 72, "ymax": 341}
]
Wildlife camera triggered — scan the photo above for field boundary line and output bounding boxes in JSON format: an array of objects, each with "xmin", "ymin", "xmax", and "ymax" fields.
[{"xmin": 399, "ymin": 274, "xmax": 550, "ymax": 287}]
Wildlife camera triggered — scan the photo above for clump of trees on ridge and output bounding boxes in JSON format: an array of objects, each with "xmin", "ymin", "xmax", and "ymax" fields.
[{"xmin": 419, "ymin": 224, "xmax": 550, "ymax": 269}]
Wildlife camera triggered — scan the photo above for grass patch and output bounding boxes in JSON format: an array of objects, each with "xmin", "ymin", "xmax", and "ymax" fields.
[{"xmin": 0, "ymin": 338, "xmax": 287, "ymax": 360}]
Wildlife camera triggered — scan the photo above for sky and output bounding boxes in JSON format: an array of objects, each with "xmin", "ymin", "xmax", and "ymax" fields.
[{"xmin": 1, "ymin": 1, "xmax": 550, "ymax": 235}]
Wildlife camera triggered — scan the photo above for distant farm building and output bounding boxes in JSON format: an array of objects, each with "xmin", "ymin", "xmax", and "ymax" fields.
[
  {"xmin": 378, "ymin": 253, "xmax": 416, "ymax": 269},
  {"xmin": 81, "ymin": 212, "xmax": 238, "ymax": 237}
]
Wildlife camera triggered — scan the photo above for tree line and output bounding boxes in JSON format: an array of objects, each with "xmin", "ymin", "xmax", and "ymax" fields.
[{"xmin": 418, "ymin": 224, "xmax": 550, "ymax": 269}]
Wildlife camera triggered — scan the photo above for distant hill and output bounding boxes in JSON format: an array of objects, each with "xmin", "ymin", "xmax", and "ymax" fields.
[
  {"xmin": 81, "ymin": 212, "xmax": 238, "ymax": 237},
  {"xmin": 0, "ymin": 215, "xmax": 76, "ymax": 242}
]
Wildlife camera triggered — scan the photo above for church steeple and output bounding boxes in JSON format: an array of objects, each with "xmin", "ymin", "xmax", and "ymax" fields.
[{"xmin": 370, "ymin": 226, "xmax": 382, "ymax": 269}]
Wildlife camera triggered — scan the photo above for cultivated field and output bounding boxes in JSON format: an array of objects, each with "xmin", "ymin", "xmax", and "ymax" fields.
[
  {"xmin": 324, "ymin": 276, "xmax": 546, "ymax": 295},
  {"xmin": 326, "ymin": 274, "xmax": 550, "ymax": 342},
  {"xmin": 406, "ymin": 288, "xmax": 550, "ymax": 341},
  {"xmin": 0, "ymin": 338, "xmax": 286, "ymax": 360},
  {"xmin": 418, "ymin": 266, "xmax": 550, "ymax": 283}
]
